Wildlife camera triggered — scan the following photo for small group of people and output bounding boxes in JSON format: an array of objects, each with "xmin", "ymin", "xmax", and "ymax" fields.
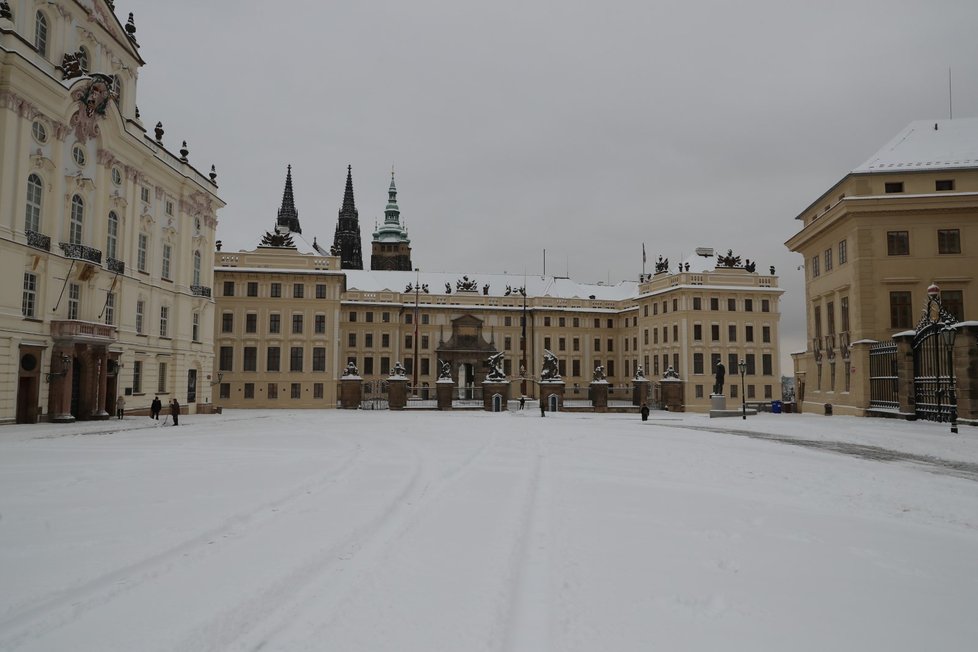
[{"xmin": 116, "ymin": 395, "xmax": 179, "ymax": 425}]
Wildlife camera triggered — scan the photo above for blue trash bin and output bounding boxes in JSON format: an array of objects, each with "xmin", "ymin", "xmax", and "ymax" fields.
[{"xmin": 771, "ymin": 400, "xmax": 782, "ymax": 414}]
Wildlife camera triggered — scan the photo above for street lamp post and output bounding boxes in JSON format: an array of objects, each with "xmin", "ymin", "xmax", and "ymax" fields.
[
  {"xmin": 519, "ymin": 286, "xmax": 527, "ymax": 398},
  {"xmin": 941, "ymin": 323, "xmax": 958, "ymax": 434},
  {"xmin": 738, "ymin": 359, "xmax": 747, "ymax": 420},
  {"xmin": 413, "ymin": 268, "xmax": 419, "ymax": 395}
]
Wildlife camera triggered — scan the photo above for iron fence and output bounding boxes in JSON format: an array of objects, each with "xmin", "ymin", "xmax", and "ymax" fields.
[{"xmin": 868, "ymin": 341, "xmax": 898, "ymax": 409}]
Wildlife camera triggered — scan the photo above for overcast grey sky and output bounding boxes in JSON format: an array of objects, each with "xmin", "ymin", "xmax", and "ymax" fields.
[{"xmin": 122, "ymin": 0, "xmax": 978, "ymax": 365}]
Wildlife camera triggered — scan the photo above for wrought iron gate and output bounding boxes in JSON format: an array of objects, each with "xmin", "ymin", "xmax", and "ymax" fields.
[
  {"xmin": 912, "ymin": 290, "xmax": 956, "ymax": 422},
  {"xmin": 868, "ymin": 342, "xmax": 898, "ymax": 409},
  {"xmin": 361, "ymin": 380, "xmax": 389, "ymax": 410}
]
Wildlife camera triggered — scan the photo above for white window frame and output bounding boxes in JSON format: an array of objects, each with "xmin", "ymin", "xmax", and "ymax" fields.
[
  {"xmin": 34, "ymin": 11, "xmax": 48, "ymax": 57},
  {"xmin": 25, "ymin": 174, "xmax": 42, "ymax": 232},
  {"xmin": 136, "ymin": 299, "xmax": 144, "ymax": 334},
  {"xmin": 106, "ymin": 211, "xmax": 119, "ymax": 260},
  {"xmin": 137, "ymin": 233, "xmax": 148, "ymax": 272},
  {"xmin": 22, "ymin": 272, "xmax": 38, "ymax": 318},
  {"xmin": 161, "ymin": 243, "xmax": 172, "ymax": 280},
  {"xmin": 104, "ymin": 292, "xmax": 115, "ymax": 325},
  {"xmin": 160, "ymin": 305, "xmax": 169, "ymax": 337},
  {"xmin": 67, "ymin": 283, "xmax": 80, "ymax": 320},
  {"xmin": 69, "ymin": 195, "xmax": 84, "ymax": 245}
]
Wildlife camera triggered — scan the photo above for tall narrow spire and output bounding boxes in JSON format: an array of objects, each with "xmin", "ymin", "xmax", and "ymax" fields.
[
  {"xmin": 332, "ymin": 164, "xmax": 363, "ymax": 269},
  {"xmin": 384, "ymin": 169, "xmax": 400, "ymax": 225},
  {"xmin": 276, "ymin": 164, "xmax": 301, "ymax": 234},
  {"xmin": 370, "ymin": 167, "xmax": 412, "ymax": 271}
]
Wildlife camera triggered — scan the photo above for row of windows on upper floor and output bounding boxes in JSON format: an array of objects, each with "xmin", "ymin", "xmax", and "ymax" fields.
[
  {"xmin": 810, "ymin": 229, "xmax": 963, "ymax": 278},
  {"xmin": 811, "ymin": 289, "xmax": 965, "ymax": 336},
  {"xmin": 692, "ymin": 352, "xmax": 775, "ymax": 376},
  {"xmin": 222, "ymin": 280, "xmax": 333, "ymax": 299},
  {"xmin": 218, "ymin": 382, "xmax": 329, "ymax": 401},
  {"xmin": 645, "ymin": 296, "xmax": 773, "ymax": 315},
  {"xmin": 22, "ymin": 271, "xmax": 204, "ymax": 339}
]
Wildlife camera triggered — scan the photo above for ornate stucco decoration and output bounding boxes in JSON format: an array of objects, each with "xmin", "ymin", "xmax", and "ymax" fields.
[
  {"xmin": 110, "ymin": 191, "xmax": 128, "ymax": 211},
  {"xmin": 86, "ymin": 3, "xmax": 123, "ymax": 42},
  {"xmin": 97, "ymin": 148, "xmax": 120, "ymax": 168},
  {"xmin": 184, "ymin": 191, "xmax": 218, "ymax": 230},
  {"xmin": 69, "ymin": 75, "xmax": 113, "ymax": 143},
  {"xmin": 456, "ymin": 275, "xmax": 479, "ymax": 292},
  {"xmin": 31, "ymin": 150, "xmax": 57, "ymax": 174},
  {"xmin": 65, "ymin": 173, "xmax": 96, "ymax": 194}
]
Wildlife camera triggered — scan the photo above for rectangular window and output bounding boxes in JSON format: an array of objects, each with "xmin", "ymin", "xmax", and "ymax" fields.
[
  {"xmin": 243, "ymin": 347, "xmax": 257, "ymax": 371},
  {"xmin": 219, "ymin": 383, "xmax": 230, "ymax": 399},
  {"xmin": 219, "ymin": 346, "xmax": 233, "ymax": 371},
  {"xmin": 269, "ymin": 313, "xmax": 280, "ymax": 334},
  {"xmin": 161, "ymin": 244, "xmax": 172, "ymax": 280},
  {"xmin": 887, "ymin": 231, "xmax": 910, "ymax": 255},
  {"xmin": 315, "ymin": 314, "xmax": 326, "ymax": 334},
  {"xmin": 745, "ymin": 325, "xmax": 754, "ymax": 342},
  {"xmin": 762, "ymin": 299, "xmax": 770, "ymax": 312},
  {"xmin": 349, "ymin": 333, "xmax": 357, "ymax": 347},
  {"xmin": 270, "ymin": 283, "xmax": 281, "ymax": 298},
  {"xmin": 244, "ymin": 383, "xmax": 255, "ymax": 399},
  {"xmin": 710, "ymin": 297, "xmax": 719, "ymax": 311},
  {"xmin": 366, "ymin": 312, "xmax": 374, "ymax": 323},
  {"xmin": 662, "ymin": 327, "xmax": 668, "ymax": 343},
  {"xmin": 811, "ymin": 255, "xmax": 820, "ymax": 277},
  {"xmin": 884, "ymin": 181, "xmax": 904, "ymax": 193},
  {"xmin": 505, "ymin": 336, "xmax": 512, "ymax": 350},
  {"xmin": 559, "ymin": 317, "xmax": 565, "ymax": 327},
  {"xmin": 745, "ymin": 299, "xmax": 753, "ymax": 312},
  {"xmin": 938, "ymin": 229, "xmax": 961, "ymax": 254},
  {"xmin": 268, "ymin": 383, "xmax": 278, "ymax": 399},
  {"xmin": 290, "ymin": 347, "xmax": 303, "ymax": 372},
  {"xmin": 104, "ymin": 292, "xmax": 115, "ymax": 325},
  {"xmin": 672, "ymin": 324, "xmax": 678, "ymax": 341},
  {"xmin": 157, "ymin": 362, "xmax": 167, "ymax": 393},
  {"xmin": 313, "ymin": 383, "xmax": 324, "ymax": 399},
  {"xmin": 192, "ymin": 312, "xmax": 200, "ymax": 342},
  {"xmin": 729, "ymin": 353, "xmax": 738, "ymax": 375},
  {"xmin": 607, "ymin": 338, "xmax": 614, "ymax": 352},
  {"xmin": 727, "ymin": 298, "xmax": 736, "ymax": 311},
  {"xmin": 246, "ymin": 313, "xmax": 257, "ymax": 333},
  {"xmin": 747, "ymin": 384, "xmax": 756, "ymax": 399},
  {"xmin": 247, "ymin": 282, "xmax": 258, "ymax": 297},
  {"xmin": 544, "ymin": 316, "xmax": 552, "ymax": 327},
  {"xmin": 693, "ymin": 324, "xmax": 702, "ymax": 341},
  {"xmin": 132, "ymin": 360, "xmax": 143, "ymax": 394},
  {"xmin": 165, "ymin": 199, "xmax": 174, "ymax": 215},
  {"xmin": 404, "ymin": 313, "xmax": 410, "ymax": 324},
  {"xmin": 826, "ymin": 301, "xmax": 835, "ymax": 334},
  {"xmin": 814, "ymin": 305, "xmax": 822, "ymax": 339},
  {"xmin": 293, "ymin": 283, "xmax": 304, "ymax": 299},
  {"xmin": 67, "ymin": 283, "xmax": 80, "ymax": 320},
  {"xmin": 762, "ymin": 325, "xmax": 771, "ymax": 343},
  {"xmin": 693, "ymin": 353, "xmax": 704, "ymax": 375},
  {"xmin": 890, "ymin": 291, "xmax": 913, "ymax": 328},
  {"xmin": 711, "ymin": 324, "xmax": 720, "ymax": 341},
  {"xmin": 422, "ymin": 314, "xmax": 430, "ymax": 325},
  {"xmin": 159, "ymin": 306, "xmax": 169, "ymax": 337},
  {"xmin": 745, "ymin": 354, "xmax": 756, "ymax": 375},
  {"xmin": 504, "ymin": 316, "xmax": 512, "ymax": 327},
  {"xmin": 728, "ymin": 324, "xmax": 737, "ymax": 342},
  {"xmin": 824, "ymin": 248, "xmax": 832, "ymax": 271},
  {"xmin": 291, "ymin": 383, "xmax": 301, "ymax": 399},
  {"xmin": 223, "ymin": 281, "xmax": 235, "ymax": 296},
  {"xmin": 381, "ymin": 357, "xmax": 391, "ymax": 374},
  {"xmin": 313, "ymin": 347, "xmax": 326, "ymax": 372},
  {"xmin": 936, "ymin": 179, "xmax": 955, "ymax": 191},
  {"xmin": 222, "ymin": 313, "xmax": 233, "ymax": 333},
  {"xmin": 136, "ymin": 300, "xmax": 144, "ymax": 334},
  {"xmin": 544, "ymin": 336, "xmax": 552, "ymax": 350},
  {"xmin": 137, "ymin": 234, "xmax": 148, "ymax": 272},
  {"xmin": 693, "ymin": 297, "xmax": 702, "ymax": 310},
  {"xmin": 762, "ymin": 354, "xmax": 773, "ymax": 376},
  {"xmin": 266, "ymin": 347, "xmax": 280, "ymax": 372},
  {"xmin": 365, "ymin": 333, "xmax": 374, "ymax": 348},
  {"xmin": 141, "ymin": 186, "xmax": 151, "ymax": 204},
  {"xmin": 405, "ymin": 334, "xmax": 412, "ymax": 349},
  {"xmin": 841, "ymin": 296, "xmax": 850, "ymax": 332},
  {"xmin": 593, "ymin": 338, "xmax": 600, "ymax": 352},
  {"xmin": 22, "ymin": 272, "xmax": 37, "ymax": 318},
  {"xmin": 420, "ymin": 358, "xmax": 429, "ymax": 376},
  {"xmin": 839, "ymin": 239, "xmax": 847, "ymax": 264},
  {"xmin": 607, "ymin": 360, "xmax": 615, "ymax": 377},
  {"xmin": 381, "ymin": 333, "xmax": 390, "ymax": 347},
  {"xmin": 421, "ymin": 335, "xmax": 429, "ymax": 349},
  {"xmin": 942, "ymin": 290, "xmax": 964, "ymax": 321},
  {"xmin": 292, "ymin": 314, "xmax": 303, "ymax": 334}
]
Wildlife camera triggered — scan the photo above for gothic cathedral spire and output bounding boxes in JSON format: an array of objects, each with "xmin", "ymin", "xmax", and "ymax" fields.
[
  {"xmin": 276, "ymin": 164, "xmax": 301, "ymax": 234},
  {"xmin": 332, "ymin": 165, "xmax": 363, "ymax": 269}
]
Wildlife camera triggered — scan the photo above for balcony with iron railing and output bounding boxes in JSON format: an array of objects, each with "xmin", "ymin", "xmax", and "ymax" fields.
[
  {"xmin": 191, "ymin": 285, "xmax": 212, "ymax": 297},
  {"xmin": 26, "ymin": 230, "xmax": 51, "ymax": 251},
  {"xmin": 106, "ymin": 257, "xmax": 125, "ymax": 274},
  {"xmin": 59, "ymin": 242, "xmax": 102, "ymax": 264}
]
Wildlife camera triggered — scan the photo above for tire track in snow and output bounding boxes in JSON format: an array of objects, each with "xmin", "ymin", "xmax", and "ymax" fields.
[
  {"xmin": 0, "ymin": 436, "xmax": 364, "ymax": 650},
  {"xmin": 190, "ymin": 429, "xmax": 500, "ymax": 651}
]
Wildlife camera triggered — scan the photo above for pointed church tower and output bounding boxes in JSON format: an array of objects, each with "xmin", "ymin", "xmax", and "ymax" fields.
[
  {"xmin": 332, "ymin": 165, "xmax": 363, "ymax": 269},
  {"xmin": 370, "ymin": 169, "xmax": 412, "ymax": 270},
  {"xmin": 276, "ymin": 165, "xmax": 301, "ymax": 233}
]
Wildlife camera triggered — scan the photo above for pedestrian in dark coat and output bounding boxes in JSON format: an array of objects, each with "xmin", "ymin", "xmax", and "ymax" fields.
[
  {"xmin": 151, "ymin": 396, "xmax": 162, "ymax": 420},
  {"xmin": 540, "ymin": 400, "xmax": 546, "ymax": 417},
  {"xmin": 519, "ymin": 396, "xmax": 526, "ymax": 410},
  {"xmin": 170, "ymin": 398, "xmax": 180, "ymax": 426},
  {"xmin": 640, "ymin": 403, "xmax": 650, "ymax": 421}
]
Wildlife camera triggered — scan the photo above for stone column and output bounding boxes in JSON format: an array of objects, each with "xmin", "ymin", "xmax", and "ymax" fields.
[
  {"xmin": 482, "ymin": 380, "xmax": 510, "ymax": 411},
  {"xmin": 660, "ymin": 378, "xmax": 685, "ymax": 412},
  {"xmin": 590, "ymin": 380, "xmax": 609, "ymax": 412},
  {"xmin": 93, "ymin": 347, "xmax": 110, "ymax": 419},
  {"xmin": 633, "ymin": 378, "xmax": 651, "ymax": 406},
  {"xmin": 49, "ymin": 346, "xmax": 75, "ymax": 422},
  {"xmin": 848, "ymin": 340, "xmax": 876, "ymax": 415},
  {"xmin": 539, "ymin": 381, "xmax": 565, "ymax": 412},
  {"xmin": 387, "ymin": 376, "xmax": 408, "ymax": 410},
  {"xmin": 892, "ymin": 332, "xmax": 916, "ymax": 417},
  {"xmin": 952, "ymin": 322, "xmax": 978, "ymax": 424},
  {"xmin": 339, "ymin": 376, "xmax": 362, "ymax": 409},
  {"xmin": 436, "ymin": 379, "xmax": 454, "ymax": 410}
]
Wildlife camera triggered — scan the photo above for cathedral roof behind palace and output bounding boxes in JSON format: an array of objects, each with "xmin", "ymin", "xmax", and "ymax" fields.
[
  {"xmin": 343, "ymin": 270, "xmax": 638, "ymax": 301},
  {"xmin": 854, "ymin": 118, "xmax": 978, "ymax": 173}
]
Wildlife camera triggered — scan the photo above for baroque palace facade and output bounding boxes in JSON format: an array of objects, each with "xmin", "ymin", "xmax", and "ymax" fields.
[
  {"xmin": 787, "ymin": 118, "xmax": 978, "ymax": 417},
  {"xmin": 0, "ymin": 1, "xmax": 223, "ymax": 423},
  {"xmin": 213, "ymin": 170, "xmax": 784, "ymax": 412}
]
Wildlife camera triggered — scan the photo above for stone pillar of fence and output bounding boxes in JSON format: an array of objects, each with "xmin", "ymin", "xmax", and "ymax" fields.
[
  {"xmin": 660, "ymin": 377, "xmax": 685, "ymax": 412},
  {"xmin": 387, "ymin": 376, "xmax": 408, "ymax": 410},
  {"xmin": 339, "ymin": 376, "xmax": 362, "ymax": 409},
  {"xmin": 436, "ymin": 379, "xmax": 454, "ymax": 410},
  {"xmin": 892, "ymin": 331, "xmax": 916, "ymax": 417},
  {"xmin": 632, "ymin": 378, "xmax": 651, "ymax": 406},
  {"xmin": 849, "ymin": 339, "xmax": 876, "ymax": 415},
  {"xmin": 590, "ymin": 380, "xmax": 609, "ymax": 412},
  {"xmin": 482, "ymin": 380, "xmax": 510, "ymax": 411},
  {"xmin": 539, "ymin": 381, "xmax": 565, "ymax": 412},
  {"xmin": 953, "ymin": 322, "xmax": 978, "ymax": 424}
]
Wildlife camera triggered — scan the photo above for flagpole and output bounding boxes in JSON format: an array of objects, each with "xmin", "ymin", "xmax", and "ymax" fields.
[{"xmin": 642, "ymin": 243, "xmax": 646, "ymax": 280}]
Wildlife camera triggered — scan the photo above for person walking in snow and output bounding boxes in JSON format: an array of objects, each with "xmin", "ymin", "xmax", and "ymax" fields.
[
  {"xmin": 540, "ymin": 400, "xmax": 546, "ymax": 417},
  {"xmin": 519, "ymin": 395, "xmax": 526, "ymax": 410},
  {"xmin": 116, "ymin": 395, "xmax": 125, "ymax": 420},
  {"xmin": 151, "ymin": 396, "xmax": 162, "ymax": 420},
  {"xmin": 640, "ymin": 403, "xmax": 650, "ymax": 421},
  {"xmin": 170, "ymin": 398, "xmax": 180, "ymax": 426}
]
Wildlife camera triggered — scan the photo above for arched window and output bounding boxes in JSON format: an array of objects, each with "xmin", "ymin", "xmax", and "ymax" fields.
[
  {"xmin": 192, "ymin": 250, "xmax": 201, "ymax": 286},
  {"xmin": 69, "ymin": 195, "xmax": 84, "ymax": 245},
  {"xmin": 34, "ymin": 12, "xmax": 48, "ymax": 57},
  {"xmin": 25, "ymin": 174, "xmax": 43, "ymax": 233},
  {"xmin": 106, "ymin": 211, "xmax": 119, "ymax": 259}
]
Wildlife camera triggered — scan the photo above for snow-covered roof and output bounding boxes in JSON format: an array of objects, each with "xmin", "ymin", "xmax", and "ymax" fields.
[
  {"xmin": 854, "ymin": 118, "xmax": 978, "ymax": 173},
  {"xmin": 343, "ymin": 270, "xmax": 639, "ymax": 301}
]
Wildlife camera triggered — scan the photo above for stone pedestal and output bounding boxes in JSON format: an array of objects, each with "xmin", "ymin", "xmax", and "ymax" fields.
[
  {"xmin": 339, "ymin": 376, "xmax": 362, "ymax": 409},
  {"xmin": 539, "ymin": 381, "xmax": 565, "ymax": 412},
  {"xmin": 711, "ymin": 394, "xmax": 727, "ymax": 411},
  {"xmin": 387, "ymin": 376, "xmax": 408, "ymax": 410},
  {"xmin": 590, "ymin": 381, "xmax": 609, "ymax": 412},
  {"xmin": 660, "ymin": 379, "xmax": 685, "ymax": 412},
  {"xmin": 436, "ymin": 379, "xmax": 454, "ymax": 410},
  {"xmin": 632, "ymin": 379, "xmax": 651, "ymax": 406},
  {"xmin": 482, "ymin": 380, "xmax": 510, "ymax": 411},
  {"xmin": 953, "ymin": 322, "xmax": 978, "ymax": 424},
  {"xmin": 708, "ymin": 393, "xmax": 750, "ymax": 418},
  {"xmin": 893, "ymin": 332, "xmax": 916, "ymax": 417}
]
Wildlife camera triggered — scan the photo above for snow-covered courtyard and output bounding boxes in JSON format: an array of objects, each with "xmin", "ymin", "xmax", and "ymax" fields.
[{"xmin": 1, "ymin": 409, "xmax": 977, "ymax": 651}]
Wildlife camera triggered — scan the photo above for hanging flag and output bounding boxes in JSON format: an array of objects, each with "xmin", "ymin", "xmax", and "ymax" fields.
[{"xmin": 642, "ymin": 243, "xmax": 646, "ymax": 264}]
